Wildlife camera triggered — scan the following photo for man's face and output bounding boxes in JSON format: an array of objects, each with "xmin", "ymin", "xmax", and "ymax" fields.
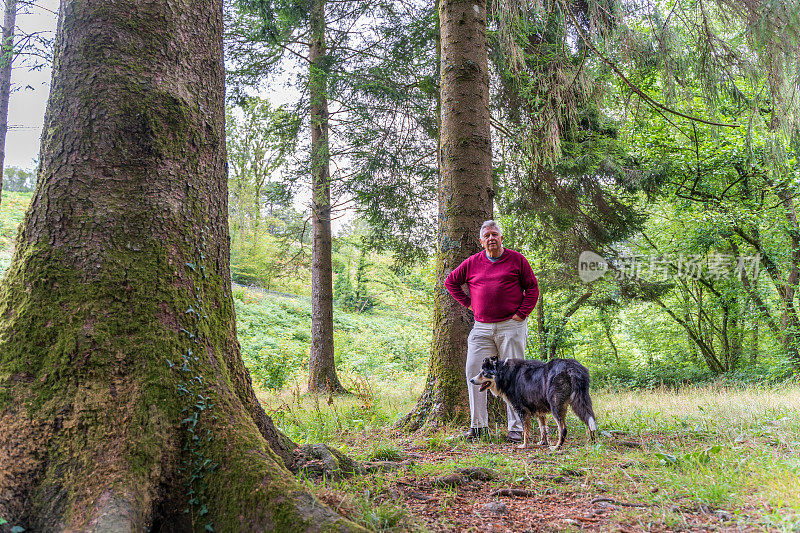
[{"xmin": 480, "ymin": 227, "xmax": 503, "ymax": 255}]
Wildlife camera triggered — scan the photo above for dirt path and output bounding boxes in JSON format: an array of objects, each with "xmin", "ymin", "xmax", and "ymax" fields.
[{"xmin": 317, "ymin": 435, "xmax": 765, "ymax": 532}]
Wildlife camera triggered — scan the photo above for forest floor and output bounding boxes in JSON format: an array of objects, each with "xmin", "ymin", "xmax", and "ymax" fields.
[
  {"xmin": 314, "ymin": 431, "xmax": 781, "ymax": 532},
  {"xmin": 260, "ymin": 386, "xmax": 800, "ymax": 532}
]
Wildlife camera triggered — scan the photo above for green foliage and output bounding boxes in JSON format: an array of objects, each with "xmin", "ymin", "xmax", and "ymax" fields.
[
  {"xmin": 483, "ymin": 0, "xmax": 800, "ymax": 378},
  {"xmin": 334, "ymin": 245, "xmax": 376, "ymax": 313},
  {"xmin": 230, "ymin": 234, "xmax": 288, "ymax": 288},
  {"xmin": 234, "ymin": 282, "xmax": 430, "ymax": 393},
  {"xmin": 228, "ymin": 0, "xmax": 438, "ymax": 267},
  {"xmin": 655, "ymin": 445, "xmax": 722, "ymax": 467},
  {"xmin": 233, "ymin": 293, "xmax": 309, "ymax": 390},
  {"xmin": 367, "ymin": 443, "xmax": 404, "ymax": 462},
  {"xmin": 0, "ymin": 191, "xmax": 32, "ymax": 275},
  {"xmin": 226, "ymin": 97, "xmax": 304, "ymax": 281},
  {"xmin": 2, "ymin": 167, "xmax": 35, "ymax": 192},
  {"xmin": 333, "ymin": 263, "xmax": 354, "ymax": 303}
]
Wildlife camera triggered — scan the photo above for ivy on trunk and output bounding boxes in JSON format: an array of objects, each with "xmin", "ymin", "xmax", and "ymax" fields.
[{"xmin": 0, "ymin": 1, "xmax": 363, "ymax": 529}]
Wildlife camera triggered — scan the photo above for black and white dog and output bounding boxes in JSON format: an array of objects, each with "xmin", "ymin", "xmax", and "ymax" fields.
[{"xmin": 469, "ymin": 356, "xmax": 597, "ymax": 450}]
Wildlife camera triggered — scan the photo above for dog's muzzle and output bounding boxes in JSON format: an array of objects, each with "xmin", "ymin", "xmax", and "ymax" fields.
[{"xmin": 469, "ymin": 375, "xmax": 492, "ymax": 392}]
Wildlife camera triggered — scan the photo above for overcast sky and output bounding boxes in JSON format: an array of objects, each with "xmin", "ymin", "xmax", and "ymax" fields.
[{"xmin": 5, "ymin": 0, "xmax": 58, "ymax": 171}]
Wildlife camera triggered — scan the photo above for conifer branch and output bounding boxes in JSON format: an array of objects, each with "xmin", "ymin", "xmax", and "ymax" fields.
[{"xmin": 559, "ymin": 0, "xmax": 738, "ymax": 130}]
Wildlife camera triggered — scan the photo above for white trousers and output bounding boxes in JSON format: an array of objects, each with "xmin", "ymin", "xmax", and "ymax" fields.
[{"xmin": 465, "ymin": 318, "xmax": 527, "ymax": 431}]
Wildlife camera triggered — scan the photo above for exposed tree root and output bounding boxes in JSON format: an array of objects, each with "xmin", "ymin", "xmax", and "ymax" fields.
[
  {"xmin": 591, "ymin": 497, "xmax": 655, "ymax": 508},
  {"xmin": 491, "ymin": 488, "xmax": 537, "ymax": 497},
  {"xmin": 396, "ymin": 378, "xmax": 451, "ymax": 432},
  {"xmin": 0, "ymin": 250, "xmax": 366, "ymax": 531},
  {"xmin": 293, "ymin": 443, "xmax": 362, "ymax": 480}
]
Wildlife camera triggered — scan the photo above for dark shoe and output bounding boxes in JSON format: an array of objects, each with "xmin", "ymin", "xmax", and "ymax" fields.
[
  {"xmin": 507, "ymin": 430, "xmax": 523, "ymax": 443},
  {"xmin": 460, "ymin": 427, "xmax": 489, "ymax": 442}
]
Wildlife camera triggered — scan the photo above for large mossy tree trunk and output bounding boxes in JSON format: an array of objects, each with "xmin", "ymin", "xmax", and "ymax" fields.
[
  {"xmin": 0, "ymin": 0, "xmax": 16, "ymax": 206},
  {"xmin": 307, "ymin": 0, "xmax": 345, "ymax": 394},
  {"xmin": 400, "ymin": 0, "xmax": 493, "ymax": 431},
  {"xmin": 0, "ymin": 1, "xmax": 362, "ymax": 530}
]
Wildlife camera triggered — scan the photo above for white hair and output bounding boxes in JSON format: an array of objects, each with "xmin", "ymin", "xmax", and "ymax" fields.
[{"xmin": 480, "ymin": 220, "xmax": 502, "ymax": 239}]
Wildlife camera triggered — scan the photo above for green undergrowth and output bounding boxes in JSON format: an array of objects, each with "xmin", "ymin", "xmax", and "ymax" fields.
[
  {"xmin": 234, "ymin": 285, "xmax": 430, "ymax": 394},
  {"xmin": 0, "ymin": 191, "xmax": 33, "ymax": 275},
  {"xmin": 256, "ymin": 376, "xmax": 421, "ymax": 445},
  {"xmin": 590, "ymin": 359, "xmax": 798, "ymax": 390}
]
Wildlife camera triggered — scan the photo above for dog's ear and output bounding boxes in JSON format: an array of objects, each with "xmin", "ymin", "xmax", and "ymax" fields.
[{"xmin": 489, "ymin": 355, "xmax": 499, "ymax": 363}]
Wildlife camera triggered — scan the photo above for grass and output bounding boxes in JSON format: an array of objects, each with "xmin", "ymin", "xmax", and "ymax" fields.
[
  {"xmin": 235, "ymin": 283, "xmax": 431, "ymax": 396},
  {"xmin": 0, "ymin": 191, "xmax": 32, "ymax": 275},
  {"xmin": 257, "ymin": 380, "xmax": 800, "ymax": 531},
  {"xmin": 590, "ymin": 387, "xmax": 800, "ymax": 524},
  {"xmin": 256, "ymin": 374, "xmax": 423, "ymax": 445}
]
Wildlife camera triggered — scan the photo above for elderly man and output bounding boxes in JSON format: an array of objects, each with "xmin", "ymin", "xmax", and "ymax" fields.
[{"xmin": 445, "ymin": 220, "xmax": 539, "ymax": 442}]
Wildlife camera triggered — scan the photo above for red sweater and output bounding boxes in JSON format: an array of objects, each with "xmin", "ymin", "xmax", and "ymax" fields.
[{"xmin": 445, "ymin": 248, "xmax": 539, "ymax": 323}]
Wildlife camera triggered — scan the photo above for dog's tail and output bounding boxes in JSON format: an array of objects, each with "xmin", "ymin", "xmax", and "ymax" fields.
[{"xmin": 569, "ymin": 368, "xmax": 597, "ymax": 433}]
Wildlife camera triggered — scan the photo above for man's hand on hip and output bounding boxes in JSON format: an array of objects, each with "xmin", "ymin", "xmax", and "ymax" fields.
[{"xmin": 511, "ymin": 314, "xmax": 524, "ymax": 322}]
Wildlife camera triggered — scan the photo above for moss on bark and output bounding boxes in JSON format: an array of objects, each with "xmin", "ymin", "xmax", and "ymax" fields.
[
  {"xmin": 399, "ymin": 0, "xmax": 493, "ymax": 432},
  {"xmin": 0, "ymin": 0, "xmax": 365, "ymax": 530}
]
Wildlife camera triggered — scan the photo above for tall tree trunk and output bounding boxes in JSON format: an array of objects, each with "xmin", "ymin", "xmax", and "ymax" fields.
[
  {"xmin": 399, "ymin": 0, "xmax": 492, "ymax": 430},
  {"xmin": 307, "ymin": 0, "xmax": 345, "ymax": 394},
  {"xmin": 253, "ymin": 180, "xmax": 262, "ymax": 250},
  {"xmin": 778, "ymin": 183, "xmax": 800, "ymax": 369},
  {"xmin": 601, "ymin": 315, "xmax": 620, "ymax": 366},
  {"xmin": 751, "ymin": 310, "xmax": 759, "ymax": 363},
  {"xmin": 0, "ymin": 1, "xmax": 362, "ymax": 530},
  {"xmin": 537, "ymin": 293, "xmax": 548, "ymax": 360},
  {"xmin": 728, "ymin": 301, "xmax": 742, "ymax": 370},
  {"xmin": 721, "ymin": 307, "xmax": 730, "ymax": 370},
  {"xmin": 0, "ymin": 0, "xmax": 16, "ymax": 206},
  {"xmin": 733, "ymin": 187, "xmax": 800, "ymax": 371},
  {"xmin": 781, "ymin": 308, "xmax": 800, "ymax": 369}
]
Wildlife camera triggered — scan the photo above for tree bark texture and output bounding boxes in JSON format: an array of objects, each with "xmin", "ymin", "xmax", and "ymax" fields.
[
  {"xmin": 307, "ymin": 0, "xmax": 345, "ymax": 394},
  {"xmin": 751, "ymin": 310, "xmax": 759, "ymax": 363},
  {"xmin": 0, "ymin": 1, "xmax": 362, "ymax": 530},
  {"xmin": 0, "ymin": 0, "xmax": 16, "ymax": 206},
  {"xmin": 537, "ymin": 294, "xmax": 548, "ymax": 360},
  {"xmin": 400, "ymin": 0, "xmax": 492, "ymax": 430}
]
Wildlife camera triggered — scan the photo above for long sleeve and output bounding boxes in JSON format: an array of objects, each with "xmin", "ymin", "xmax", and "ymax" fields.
[
  {"xmin": 515, "ymin": 256, "xmax": 539, "ymax": 319},
  {"xmin": 445, "ymin": 258, "xmax": 472, "ymax": 308}
]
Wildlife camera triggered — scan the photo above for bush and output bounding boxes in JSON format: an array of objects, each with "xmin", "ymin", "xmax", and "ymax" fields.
[
  {"xmin": 255, "ymin": 348, "xmax": 292, "ymax": 390},
  {"xmin": 590, "ymin": 359, "xmax": 796, "ymax": 390},
  {"xmin": 334, "ymin": 264, "xmax": 375, "ymax": 313}
]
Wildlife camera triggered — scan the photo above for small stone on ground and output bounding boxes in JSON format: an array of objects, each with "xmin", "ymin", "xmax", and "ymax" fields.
[{"xmin": 481, "ymin": 501, "xmax": 508, "ymax": 514}]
